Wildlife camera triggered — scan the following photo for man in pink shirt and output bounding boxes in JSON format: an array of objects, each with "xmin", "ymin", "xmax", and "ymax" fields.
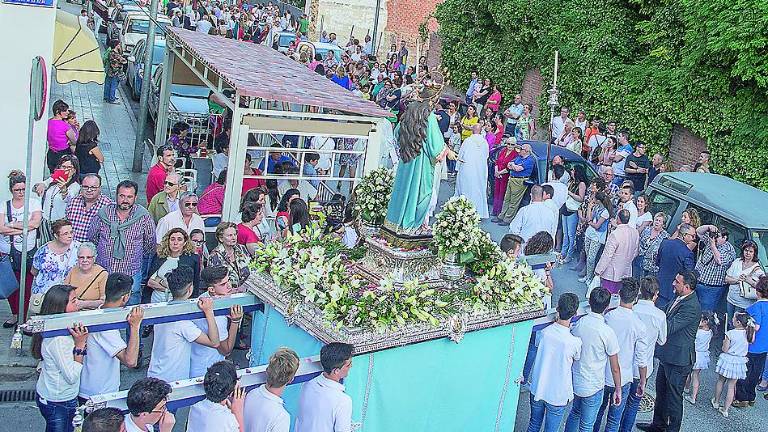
[{"xmin": 147, "ymin": 145, "xmax": 176, "ymax": 203}]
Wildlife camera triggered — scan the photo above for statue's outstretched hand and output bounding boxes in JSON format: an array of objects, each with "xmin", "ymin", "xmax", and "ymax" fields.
[{"xmin": 445, "ymin": 149, "xmax": 459, "ymax": 161}]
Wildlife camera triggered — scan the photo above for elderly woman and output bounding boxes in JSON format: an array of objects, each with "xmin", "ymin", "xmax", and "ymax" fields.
[
  {"xmin": 147, "ymin": 228, "xmax": 200, "ymax": 302},
  {"xmin": 210, "ymin": 222, "xmax": 251, "ymax": 289},
  {"xmin": 492, "ymin": 137, "xmax": 519, "ymax": 217},
  {"xmin": 638, "ymin": 212, "xmax": 670, "ymax": 277},
  {"xmin": 31, "ymin": 219, "xmax": 80, "ymax": 311},
  {"xmin": 63, "ymin": 242, "xmax": 107, "ymax": 310}
]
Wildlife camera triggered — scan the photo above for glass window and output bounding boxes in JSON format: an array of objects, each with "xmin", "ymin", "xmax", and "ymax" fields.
[
  {"xmin": 152, "ymin": 45, "xmax": 165, "ymax": 64},
  {"xmin": 686, "ymin": 204, "xmax": 716, "ymax": 226},
  {"xmin": 753, "ymin": 230, "xmax": 768, "ymax": 264},
  {"xmin": 563, "ymin": 160, "xmax": 596, "ymax": 182},
  {"xmin": 648, "ymin": 191, "xmax": 679, "ymax": 229},
  {"xmin": 715, "ymin": 218, "xmax": 748, "ymax": 253}
]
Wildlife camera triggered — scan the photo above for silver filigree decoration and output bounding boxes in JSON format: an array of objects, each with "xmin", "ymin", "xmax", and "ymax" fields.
[{"xmin": 447, "ymin": 314, "xmax": 467, "ymax": 343}]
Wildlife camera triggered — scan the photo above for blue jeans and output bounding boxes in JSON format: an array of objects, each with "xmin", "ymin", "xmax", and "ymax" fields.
[
  {"xmin": 527, "ymin": 394, "xmax": 567, "ymax": 432},
  {"xmin": 561, "ymin": 213, "xmax": 579, "ymax": 260},
  {"xmin": 618, "ymin": 380, "xmax": 641, "ymax": 432},
  {"xmin": 594, "ymin": 383, "xmax": 630, "ymax": 432},
  {"xmin": 36, "ymin": 395, "xmax": 77, "ymax": 432},
  {"xmin": 522, "ymin": 330, "xmax": 540, "ymax": 384},
  {"xmin": 129, "ymin": 271, "xmax": 143, "ymax": 306},
  {"xmin": 103, "ymin": 75, "xmax": 119, "ymax": 102},
  {"xmin": 763, "ymin": 357, "xmax": 768, "ymax": 381},
  {"xmin": 446, "ymin": 159, "xmax": 456, "ymax": 174},
  {"xmin": 564, "ymin": 389, "xmax": 604, "ymax": 432},
  {"xmin": 204, "ymin": 217, "xmax": 221, "ymax": 227},
  {"xmin": 696, "ymin": 283, "xmax": 726, "ymax": 312}
]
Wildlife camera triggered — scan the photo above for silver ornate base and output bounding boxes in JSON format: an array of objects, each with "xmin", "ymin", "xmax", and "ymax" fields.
[
  {"xmin": 355, "ymin": 236, "xmax": 442, "ymax": 287},
  {"xmin": 440, "ymin": 258, "xmax": 465, "ymax": 280},
  {"xmin": 358, "ymin": 221, "xmax": 381, "ymax": 238}
]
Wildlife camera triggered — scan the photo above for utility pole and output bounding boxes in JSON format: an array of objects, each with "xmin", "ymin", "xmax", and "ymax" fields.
[
  {"xmin": 371, "ymin": 0, "xmax": 382, "ymax": 57},
  {"xmin": 132, "ymin": 0, "xmax": 160, "ymax": 172}
]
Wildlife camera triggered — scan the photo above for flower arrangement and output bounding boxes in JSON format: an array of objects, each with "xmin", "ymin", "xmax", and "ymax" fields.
[
  {"xmin": 433, "ymin": 196, "xmax": 481, "ymax": 261},
  {"xmin": 354, "ymin": 167, "xmax": 394, "ymax": 224},
  {"xmin": 465, "ymin": 258, "xmax": 549, "ymax": 313},
  {"xmin": 465, "ymin": 230, "xmax": 503, "ymax": 275}
]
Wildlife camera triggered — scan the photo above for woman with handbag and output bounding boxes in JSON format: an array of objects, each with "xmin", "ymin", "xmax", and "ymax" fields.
[
  {"xmin": 63, "ymin": 242, "xmax": 107, "ymax": 310},
  {"xmin": 30, "ymin": 220, "xmax": 79, "ymax": 315},
  {"xmin": 146, "ymin": 228, "xmax": 201, "ymax": 302},
  {"xmin": 0, "ymin": 171, "xmax": 42, "ymax": 328},
  {"xmin": 560, "ymin": 165, "xmax": 587, "ymax": 264},
  {"xmin": 34, "ymin": 155, "xmax": 81, "ymax": 244},
  {"xmin": 725, "ymin": 240, "xmax": 765, "ymax": 319},
  {"xmin": 31, "ymin": 284, "xmax": 88, "ymax": 432}
]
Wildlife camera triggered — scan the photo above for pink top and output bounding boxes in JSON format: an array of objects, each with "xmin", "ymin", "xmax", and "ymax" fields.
[
  {"xmin": 485, "ymin": 132, "xmax": 497, "ymax": 152},
  {"xmin": 494, "ymin": 128, "xmax": 504, "ymax": 146},
  {"xmin": 486, "ymin": 90, "xmax": 502, "ymax": 111},
  {"xmin": 237, "ymin": 223, "xmax": 260, "ymax": 245},
  {"xmin": 47, "ymin": 119, "xmax": 71, "ymax": 152},
  {"xmin": 198, "ymin": 183, "xmax": 225, "ymax": 215},
  {"xmin": 495, "ymin": 148, "xmax": 518, "ymax": 176},
  {"xmin": 146, "ymin": 163, "xmax": 168, "ymax": 203}
]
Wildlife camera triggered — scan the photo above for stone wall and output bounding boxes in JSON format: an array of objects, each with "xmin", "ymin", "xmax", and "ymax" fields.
[
  {"xmin": 668, "ymin": 124, "xmax": 708, "ymax": 169},
  {"xmin": 314, "ymin": 0, "xmax": 387, "ymax": 48}
]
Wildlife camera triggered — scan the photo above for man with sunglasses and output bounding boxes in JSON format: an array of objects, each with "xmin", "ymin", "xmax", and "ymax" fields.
[
  {"xmin": 654, "ymin": 223, "xmax": 697, "ymax": 309},
  {"xmin": 155, "ymin": 191, "xmax": 205, "ymax": 244},
  {"xmin": 124, "ymin": 377, "xmax": 175, "ymax": 432},
  {"xmin": 694, "ymin": 225, "xmax": 736, "ymax": 312},
  {"xmin": 147, "ymin": 173, "xmax": 182, "ymax": 223}
]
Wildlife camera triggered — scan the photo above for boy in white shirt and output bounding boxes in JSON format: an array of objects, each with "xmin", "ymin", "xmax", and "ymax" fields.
[
  {"xmin": 148, "ymin": 266, "xmax": 220, "ymax": 383},
  {"xmin": 296, "ymin": 342, "xmax": 354, "ymax": 432},
  {"xmin": 564, "ymin": 288, "xmax": 622, "ymax": 432},
  {"xmin": 527, "ymin": 293, "xmax": 582, "ymax": 432},
  {"xmin": 124, "ymin": 377, "xmax": 175, "ymax": 432},
  {"xmin": 189, "ymin": 266, "xmax": 244, "ymax": 378},
  {"xmin": 79, "ymin": 272, "xmax": 144, "ymax": 401},
  {"xmin": 244, "ymin": 347, "xmax": 300, "ymax": 432},
  {"xmin": 593, "ymin": 278, "xmax": 649, "ymax": 432},
  {"xmin": 187, "ymin": 361, "xmax": 245, "ymax": 432}
]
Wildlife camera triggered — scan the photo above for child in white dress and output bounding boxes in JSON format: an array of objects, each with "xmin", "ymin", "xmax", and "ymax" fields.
[
  {"xmin": 685, "ymin": 311, "xmax": 717, "ymax": 404},
  {"xmin": 711, "ymin": 312, "xmax": 756, "ymax": 417}
]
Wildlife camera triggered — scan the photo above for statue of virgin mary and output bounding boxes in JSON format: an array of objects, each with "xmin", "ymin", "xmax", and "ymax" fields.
[{"xmin": 382, "ymin": 85, "xmax": 454, "ymax": 241}]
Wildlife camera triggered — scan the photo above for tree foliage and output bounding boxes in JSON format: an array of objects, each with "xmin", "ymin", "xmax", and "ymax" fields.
[{"xmin": 435, "ymin": 0, "xmax": 768, "ymax": 189}]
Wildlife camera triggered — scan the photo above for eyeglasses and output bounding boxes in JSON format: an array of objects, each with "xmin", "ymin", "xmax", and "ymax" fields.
[
  {"xmin": 164, "ymin": 181, "xmax": 178, "ymax": 187},
  {"xmin": 81, "ymin": 185, "xmax": 99, "ymax": 191},
  {"xmin": 184, "ymin": 202, "xmax": 198, "ymax": 207},
  {"xmin": 191, "ymin": 239, "xmax": 205, "ymax": 245}
]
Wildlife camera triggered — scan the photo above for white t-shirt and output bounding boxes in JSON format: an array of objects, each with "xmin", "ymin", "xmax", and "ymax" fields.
[
  {"xmin": 150, "ymin": 257, "xmax": 180, "ymax": 303},
  {"xmin": 571, "ymin": 312, "xmax": 620, "ymax": 397},
  {"xmin": 190, "ymin": 293, "xmax": 229, "ymax": 378},
  {"xmin": 544, "ymin": 181, "xmax": 568, "ymax": 210},
  {"xmin": 310, "ymin": 136, "xmax": 336, "ymax": 171},
  {"xmin": 603, "ymin": 306, "xmax": 649, "ymax": 387},
  {"xmin": 0, "ymin": 198, "xmax": 42, "ymax": 253},
  {"xmin": 530, "ymin": 323, "xmax": 582, "ymax": 406},
  {"xmin": 196, "ymin": 19, "xmax": 213, "ymax": 34},
  {"xmin": 79, "ymin": 329, "xmax": 127, "ymax": 398},
  {"xmin": 156, "ymin": 210, "xmax": 206, "ymax": 243},
  {"xmin": 636, "ymin": 211, "xmax": 652, "ymax": 229},
  {"xmin": 621, "ymin": 200, "xmax": 639, "ymax": 227},
  {"xmin": 244, "ymin": 384, "xmax": 290, "ymax": 432},
  {"xmin": 296, "ymin": 374, "xmax": 352, "ymax": 432},
  {"xmin": 147, "ymin": 320, "xmax": 202, "ymax": 383},
  {"xmin": 123, "ymin": 414, "xmax": 152, "ymax": 432},
  {"xmin": 187, "ymin": 398, "xmax": 239, "ymax": 432}
]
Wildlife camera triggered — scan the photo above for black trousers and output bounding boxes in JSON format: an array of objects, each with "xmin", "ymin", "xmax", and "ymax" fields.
[
  {"xmin": 46, "ymin": 148, "xmax": 70, "ymax": 173},
  {"xmin": 735, "ymin": 352, "xmax": 767, "ymax": 402},
  {"xmin": 651, "ymin": 362, "xmax": 692, "ymax": 432}
]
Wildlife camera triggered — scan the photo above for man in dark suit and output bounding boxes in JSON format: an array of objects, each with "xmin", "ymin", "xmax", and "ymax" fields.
[
  {"xmin": 655, "ymin": 223, "xmax": 696, "ymax": 308},
  {"xmin": 637, "ymin": 270, "xmax": 701, "ymax": 432}
]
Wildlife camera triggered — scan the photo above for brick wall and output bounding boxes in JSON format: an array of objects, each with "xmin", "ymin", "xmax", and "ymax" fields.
[
  {"xmin": 520, "ymin": 68, "xmax": 543, "ymax": 119},
  {"xmin": 668, "ymin": 124, "xmax": 708, "ymax": 170},
  {"xmin": 382, "ymin": 0, "xmax": 444, "ymax": 63}
]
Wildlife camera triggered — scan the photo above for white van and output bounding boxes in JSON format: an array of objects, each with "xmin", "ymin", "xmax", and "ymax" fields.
[{"xmin": 120, "ymin": 14, "xmax": 171, "ymax": 54}]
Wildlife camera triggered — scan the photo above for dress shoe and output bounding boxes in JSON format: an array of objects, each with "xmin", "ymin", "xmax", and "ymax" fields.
[
  {"xmin": 731, "ymin": 400, "xmax": 749, "ymax": 408},
  {"xmin": 496, "ymin": 220, "xmax": 509, "ymax": 226},
  {"xmin": 635, "ymin": 423, "xmax": 665, "ymax": 432},
  {"xmin": 2, "ymin": 318, "xmax": 18, "ymax": 329}
]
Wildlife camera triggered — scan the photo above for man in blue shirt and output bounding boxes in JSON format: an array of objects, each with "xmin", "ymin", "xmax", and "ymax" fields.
[
  {"xmin": 465, "ymin": 71, "xmax": 479, "ymax": 107},
  {"xmin": 303, "ymin": 152, "xmax": 320, "ymax": 188},
  {"xmin": 259, "ymin": 144, "xmax": 295, "ymax": 174},
  {"xmin": 495, "ymin": 143, "xmax": 535, "ymax": 225},
  {"xmin": 654, "ymin": 223, "xmax": 697, "ymax": 308}
]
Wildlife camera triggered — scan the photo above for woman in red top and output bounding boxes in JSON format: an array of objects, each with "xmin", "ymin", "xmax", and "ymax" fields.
[
  {"xmin": 492, "ymin": 138, "xmax": 519, "ymax": 216},
  {"xmin": 237, "ymin": 202, "xmax": 264, "ymax": 256},
  {"xmin": 198, "ymin": 169, "xmax": 226, "ymax": 227},
  {"xmin": 485, "ymin": 84, "xmax": 502, "ymax": 114},
  {"xmin": 275, "ymin": 188, "xmax": 300, "ymax": 236},
  {"xmin": 241, "ymin": 153, "xmax": 266, "ymax": 197}
]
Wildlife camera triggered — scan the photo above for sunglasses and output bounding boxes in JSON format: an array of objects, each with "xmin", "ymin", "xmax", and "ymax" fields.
[
  {"xmin": 164, "ymin": 181, "xmax": 177, "ymax": 186},
  {"xmin": 184, "ymin": 202, "xmax": 198, "ymax": 208}
]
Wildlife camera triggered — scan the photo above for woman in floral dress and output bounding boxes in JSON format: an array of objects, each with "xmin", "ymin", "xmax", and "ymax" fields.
[
  {"xmin": 517, "ymin": 104, "xmax": 536, "ymax": 140},
  {"xmin": 337, "ymin": 137, "xmax": 362, "ymax": 192},
  {"xmin": 31, "ymin": 220, "xmax": 79, "ymax": 297}
]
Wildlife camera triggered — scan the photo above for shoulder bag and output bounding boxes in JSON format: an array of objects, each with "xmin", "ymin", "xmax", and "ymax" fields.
[
  {"xmin": 739, "ymin": 264, "xmax": 762, "ymax": 300},
  {"xmin": 75, "ymin": 269, "xmax": 107, "ymax": 310},
  {"xmin": 0, "ymin": 254, "xmax": 18, "ymax": 299},
  {"xmin": 37, "ymin": 184, "xmax": 58, "ymax": 246}
]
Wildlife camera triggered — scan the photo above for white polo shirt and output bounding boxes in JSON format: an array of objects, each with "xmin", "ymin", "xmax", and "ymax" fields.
[
  {"xmin": 620, "ymin": 200, "xmax": 638, "ymax": 227},
  {"xmin": 571, "ymin": 312, "xmax": 620, "ymax": 397},
  {"xmin": 79, "ymin": 329, "xmax": 127, "ymax": 398},
  {"xmin": 123, "ymin": 414, "xmax": 151, "ymax": 432},
  {"xmin": 147, "ymin": 320, "xmax": 202, "ymax": 383},
  {"xmin": 508, "ymin": 201, "xmax": 557, "ymax": 243},
  {"xmin": 529, "ymin": 323, "xmax": 582, "ymax": 406},
  {"xmin": 190, "ymin": 292, "xmax": 230, "ymax": 378},
  {"xmin": 155, "ymin": 210, "xmax": 206, "ymax": 243},
  {"xmin": 244, "ymin": 385, "xmax": 290, "ymax": 432},
  {"xmin": 604, "ymin": 306, "xmax": 649, "ymax": 387},
  {"xmin": 186, "ymin": 398, "xmax": 239, "ymax": 432},
  {"xmin": 632, "ymin": 299, "xmax": 667, "ymax": 378},
  {"xmin": 295, "ymin": 374, "xmax": 352, "ymax": 432},
  {"xmin": 543, "ymin": 181, "xmax": 568, "ymax": 210}
]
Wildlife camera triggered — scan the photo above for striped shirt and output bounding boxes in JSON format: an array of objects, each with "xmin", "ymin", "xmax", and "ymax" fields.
[
  {"xmin": 87, "ymin": 204, "xmax": 157, "ymax": 274},
  {"xmin": 65, "ymin": 194, "xmax": 114, "ymax": 243}
]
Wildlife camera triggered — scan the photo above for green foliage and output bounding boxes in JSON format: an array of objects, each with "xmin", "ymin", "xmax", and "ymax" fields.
[{"xmin": 435, "ymin": 0, "xmax": 768, "ymax": 190}]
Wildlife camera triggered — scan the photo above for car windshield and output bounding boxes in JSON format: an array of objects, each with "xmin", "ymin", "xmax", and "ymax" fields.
[
  {"xmin": 129, "ymin": 20, "xmax": 167, "ymax": 35},
  {"xmin": 151, "ymin": 45, "xmax": 165, "ymax": 64},
  {"xmin": 170, "ymin": 85, "xmax": 209, "ymax": 99},
  {"xmin": 278, "ymin": 34, "xmax": 294, "ymax": 47}
]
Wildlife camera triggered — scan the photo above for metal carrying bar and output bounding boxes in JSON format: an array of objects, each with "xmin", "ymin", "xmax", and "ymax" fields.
[
  {"xmin": 20, "ymin": 294, "xmax": 263, "ymax": 338},
  {"xmin": 85, "ymin": 356, "xmax": 323, "ymax": 412}
]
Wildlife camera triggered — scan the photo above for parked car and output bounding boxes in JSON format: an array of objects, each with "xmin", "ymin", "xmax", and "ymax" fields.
[
  {"xmin": 296, "ymin": 41, "xmax": 344, "ymax": 63},
  {"xmin": 645, "ymin": 172, "xmax": 768, "ymax": 267},
  {"xmin": 126, "ymin": 39, "xmax": 166, "ymax": 100},
  {"xmin": 274, "ymin": 31, "xmax": 298, "ymax": 53},
  {"xmin": 120, "ymin": 14, "xmax": 170, "ymax": 54},
  {"xmin": 106, "ymin": 4, "xmax": 147, "ymax": 42},
  {"xmin": 149, "ymin": 65, "xmax": 212, "ymax": 144},
  {"xmin": 487, "ymin": 140, "xmax": 598, "ymax": 208}
]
